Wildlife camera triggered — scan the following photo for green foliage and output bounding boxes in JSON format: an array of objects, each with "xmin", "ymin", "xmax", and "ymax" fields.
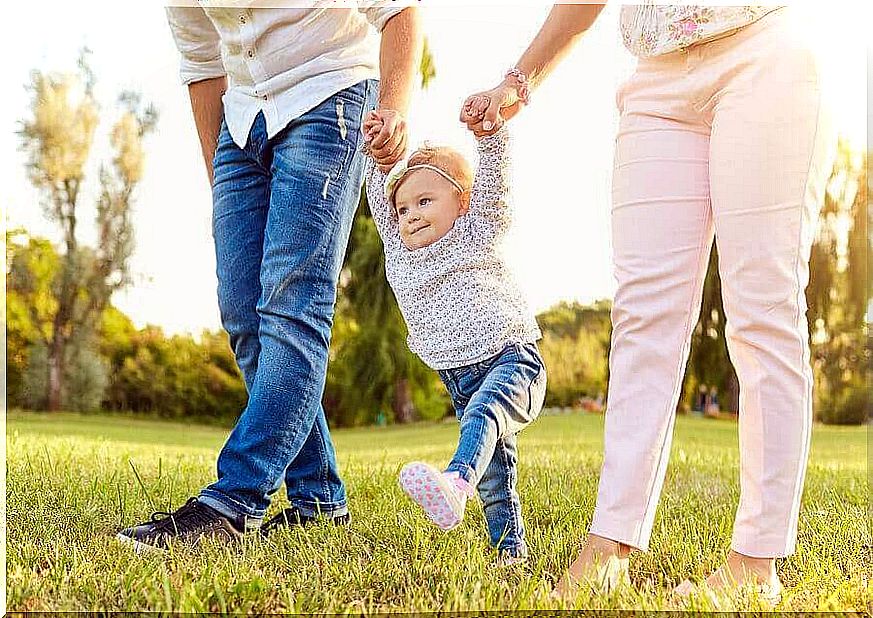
[
  {"xmin": 536, "ymin": 301, "xmax": 611, "ymax": 407},
  {"xmin": 19, "ymin": 337, "xmax": 108, "ymax": 412},
  {"xmin": 17, "ymin": 50, "xmax": 157, "ymax": 410},
  {"xmin": 681, "ymin": 246, "xmax": 738, "ymax": 414},
  {"xmin": 21, "ymin": 342, "xmax": 49, "ymax": 410},
  {"xmin": 5, "ymin": 229, "xmax": 51, "ymax": 404},
  {"xmin": 816, "ymin": 378, "xmax": 869, "ymax": 426},
  {"xmin": 101, "ymin": 325, "xmax": 247, "ymax": 421},
  {"xmin": 64, "ymin": 343, "xmax": 110, "ymax": 412},
  {"xmin": 806, "ymin": 143, "xmax": 870, "ymax": 424},
  {"xmin": 6, "ymin": 232, "xmax": 246, "ymax": 420}
]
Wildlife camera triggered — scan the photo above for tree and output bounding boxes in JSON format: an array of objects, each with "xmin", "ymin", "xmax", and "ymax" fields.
[
  {"xmin": 537, "ymin": 301, "xmax": 612, "ymax": 407},
  {"xmin": 6, "ymin": 229, "xmax": 48, "ymax": 406},
  {"xmin": 16, "ymin": 51, "xmax": 157, "ymax": 410},
  {"xmin": 6, "ymin": 231, "xmax": 108, "ymax": 411},
  {"xmin": 806, "ymin": 142, "xmax": 870, "ymax": 424},
  {"xmin": 682, "ymin": 246, "xmax": 739, "ymax": 413},
  {"xmin": 329, "ymin": 41, "xmax": 442, "ymax": 425}
]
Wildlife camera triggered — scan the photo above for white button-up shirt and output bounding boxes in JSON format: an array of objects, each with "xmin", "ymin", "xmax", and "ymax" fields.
[{"xmin": 166, "ymin": 4, "xmax": 403, "ymax": 147}]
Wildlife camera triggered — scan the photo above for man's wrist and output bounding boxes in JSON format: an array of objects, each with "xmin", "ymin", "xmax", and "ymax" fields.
[{"xmin": 375, "ymin": 102, "xmax": 406, "ymax": 117}]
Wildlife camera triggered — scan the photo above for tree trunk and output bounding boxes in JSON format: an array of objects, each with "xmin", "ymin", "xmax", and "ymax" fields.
[
  {"xmin": 392, "ymin": 377, "xmax": 415, "ymax": 424},
  {"xmin": 47, "ymin": 334, "xmax": 64, "ymax": 411},
  {"xmin": 725, "ymin": 366, "xmax": 740, "ymax": 415}
]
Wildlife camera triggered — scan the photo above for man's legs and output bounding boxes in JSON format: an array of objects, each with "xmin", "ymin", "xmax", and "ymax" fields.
[
  {"xmin": 210, "ymin": 113, "xmax": 350, "ymax": 522},
  {"xmin": 199, "ymin": 80, "xmax": 376, "ymax": 522}
]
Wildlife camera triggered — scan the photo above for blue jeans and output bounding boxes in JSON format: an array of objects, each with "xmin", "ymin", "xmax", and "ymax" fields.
[
  {"xmin": 439, "ymin": 342, "xmax": 547, "ymax": 557},
  {"xmin": 199, "ymin": 80, "xmax": 377, "ymax": 524}
]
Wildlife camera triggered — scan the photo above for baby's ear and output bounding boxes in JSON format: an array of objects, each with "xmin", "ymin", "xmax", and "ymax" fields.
[{"xmin": 458, "ymin": 189, "xmax": 472, "ymax": 215}]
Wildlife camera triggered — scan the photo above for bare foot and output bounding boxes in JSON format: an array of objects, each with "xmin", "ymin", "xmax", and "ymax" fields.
[
  {"xmin": 552, "ymin": 534, "xmax": 632, "ymax": 600},
  {"xmin": 675, "ymin": 550, "xmax": 781, "ymax": 604},
  {"xmin": 708, "ymin": 550, "xmax": 776, "ymax": 588}
]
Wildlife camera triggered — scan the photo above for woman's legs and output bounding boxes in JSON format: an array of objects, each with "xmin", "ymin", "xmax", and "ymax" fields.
[
  {"xmin": 557, "ymin": 9, "xmax": 830, "ymax": 596},
  {"xmin": 708, "ymin": 21, "xmax": 827, "ymax": 560},
  {"xmin": 593, "ymin": 90, "xmax": 715, "ymax": 553},
  {"xmin": 556, "ymin": 68, "xmax": 715, "ymax": 594}
]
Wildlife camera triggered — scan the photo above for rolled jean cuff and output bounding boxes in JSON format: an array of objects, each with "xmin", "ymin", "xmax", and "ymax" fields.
[
  {"xmin": 444, "ymin": 461, "xmax": 477, "ymax": 485},
  {"xmin": 198, "ymin": 490, "xmax": 264, "ymax": 529},
  {"xmin": 497, "ymin": 542, "xmax": 528, "ymax": 558},
  {"xmin": 291, "ymin": 498, "xmax": 349, "ymax": 519}
]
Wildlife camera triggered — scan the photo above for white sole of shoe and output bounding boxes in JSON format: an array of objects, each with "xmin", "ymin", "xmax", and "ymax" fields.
[
  {"xmin": 115, "ymin": 532, "xmax": 165, "ymax": 553},
  {"xmin": 398, "ymin": 462, "xmax": 464, "ymax": 531}
]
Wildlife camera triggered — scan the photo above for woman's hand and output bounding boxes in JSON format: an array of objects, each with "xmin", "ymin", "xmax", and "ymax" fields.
[{"xmin": 460, "ymin": 81, "xmax": 522, "ymax": 137}]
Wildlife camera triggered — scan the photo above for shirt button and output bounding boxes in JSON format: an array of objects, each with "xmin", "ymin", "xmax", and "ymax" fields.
[
  {"xmin": 239, "ymin": 14, "xmax": 246, "ymax": 24},
  {"xmin": 246, "ymin": 49, "xmax": 254, "ymax": 58}
]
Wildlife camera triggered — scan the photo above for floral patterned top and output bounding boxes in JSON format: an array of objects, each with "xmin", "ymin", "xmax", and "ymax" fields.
[
  {"xmin": 619, "ymin": 4, "xmax": 782, "ymax": 58},
  {"xmin": 364, "ymin": 126, "xmax": 541, "ymax": 370}
]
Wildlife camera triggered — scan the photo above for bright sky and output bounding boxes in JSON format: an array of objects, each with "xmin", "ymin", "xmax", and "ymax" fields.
[{"xmin": 3, "ymin": 2, "xmax": 868, "ymax": 335}]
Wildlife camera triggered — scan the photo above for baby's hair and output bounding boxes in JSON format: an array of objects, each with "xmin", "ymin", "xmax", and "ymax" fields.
[
  {"xmin": 392, "ymin": 145, "xmax": 474, "ymax": 214},
  {"xmin": 407, "ymin": 145, "xmax": 474, "ymax": 193}
]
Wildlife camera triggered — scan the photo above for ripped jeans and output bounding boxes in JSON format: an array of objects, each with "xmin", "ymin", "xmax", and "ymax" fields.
[
  {"xmin": 199, "ymin": 80, "xmax": 377, "ymax": 524},
  {"xmin": 440, "ymin": 342, "xmax": 547, "ymax": 558}
]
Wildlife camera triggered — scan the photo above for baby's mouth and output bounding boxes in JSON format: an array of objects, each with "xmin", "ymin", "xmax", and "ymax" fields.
[{"xmin": 410, "ymin": 224, "xmax": 429, "ymax": 235}]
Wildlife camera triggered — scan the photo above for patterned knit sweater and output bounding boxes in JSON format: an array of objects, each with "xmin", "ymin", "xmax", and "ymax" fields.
[{"xmin": 365, "ymin": 126, "xmax": 541, "ymax": 370}]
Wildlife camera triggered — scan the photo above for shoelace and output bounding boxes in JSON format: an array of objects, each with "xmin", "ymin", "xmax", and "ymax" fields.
[
  {"xmin": 261, "ymin": 508, "xmax": 302, "ymax": 533},
  {"xmin": 148, "ymin": 497, "xmax": 218, "ymax": 535}
]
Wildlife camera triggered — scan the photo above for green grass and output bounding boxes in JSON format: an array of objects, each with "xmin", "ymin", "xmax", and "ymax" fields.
[{"xmin": 6, "ymin": 410, "xmax": 870, "ymax": 612}]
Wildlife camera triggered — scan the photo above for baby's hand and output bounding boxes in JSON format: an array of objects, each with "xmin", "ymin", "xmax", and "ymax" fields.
[
  {"xmin": 362, "ymin": 110, "xmax": 384, "ymax": 152},
  {"xmin": 362, "ymin": 108, "xmax": 408, "ymax": 172},
  {"xmin": 462, "ymin": 95, "xmax": 490, "ymax": 123},
  {"xmin": 463, "ymin": 95, "xmax": 504, "ymax": 139}
]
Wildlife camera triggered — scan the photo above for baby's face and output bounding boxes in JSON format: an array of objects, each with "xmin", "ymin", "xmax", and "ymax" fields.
[{"xmin": 394, "ymin": 169, "xmax": 468, "ymax": 250}]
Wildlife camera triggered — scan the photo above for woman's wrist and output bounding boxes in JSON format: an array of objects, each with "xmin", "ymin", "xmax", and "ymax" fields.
[{"xmin": 504, "ymin": 67, "xmax": 531, "ymax": 105}]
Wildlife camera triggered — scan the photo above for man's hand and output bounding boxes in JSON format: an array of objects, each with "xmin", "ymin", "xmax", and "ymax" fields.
[
  {"xmin": 364, "ymin": 108, "xmax": 407, "ymax": 172},
  {"xmin": 370, "ymin": 8, "xmax": 419, "ymax": 172}
]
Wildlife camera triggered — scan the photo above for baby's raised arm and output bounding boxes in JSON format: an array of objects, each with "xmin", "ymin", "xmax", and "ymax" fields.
[
  {"xmin": 468, "ymin": 124, "xmax": 512, "ymax": 240},
  {"xmin": 363, "ymin": 142, "xmax": 402, "ymax": 251}
]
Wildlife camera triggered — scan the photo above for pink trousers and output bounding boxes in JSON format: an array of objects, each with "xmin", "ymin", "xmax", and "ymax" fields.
[{"xmin": 590, "ymin": 8, "xmax": 831, "ymax": 558}]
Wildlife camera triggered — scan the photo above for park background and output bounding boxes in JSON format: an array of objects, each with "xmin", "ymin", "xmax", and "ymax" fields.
[
  {"xmin": 4, "ymin": 2, "xmax": 869, "ymax": 426},
  {"xmin": 3, "ymin": 2, "xmax": 870, "ymax": 613}
]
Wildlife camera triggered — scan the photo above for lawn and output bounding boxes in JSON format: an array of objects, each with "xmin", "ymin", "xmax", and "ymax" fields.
[{"xmin": 6, "ymin": 410, "xmax": 870, "ymax": 612}]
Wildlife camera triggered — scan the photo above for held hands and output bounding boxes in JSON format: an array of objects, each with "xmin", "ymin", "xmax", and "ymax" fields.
[
  {"xmin": 363, "ymin": 109, "xmax": 408, "ymax": 172},
  {"xmin": 459, "ymin": 80, "xmax": 522, "ymax": 138}
]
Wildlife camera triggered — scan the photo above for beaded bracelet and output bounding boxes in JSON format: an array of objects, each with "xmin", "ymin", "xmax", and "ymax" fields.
[{"xmin": 505, "ymin": 67, "xmax": 531, "ymax": 105}]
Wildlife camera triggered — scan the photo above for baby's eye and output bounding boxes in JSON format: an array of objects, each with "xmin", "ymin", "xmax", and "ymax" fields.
[
  {"xmin": 397, "ymin": 206, "xmax": 408, "ymax": 217},
  {"xmin": 419, "ymin": 198, "xmax": 431, "ymax": 207}
]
